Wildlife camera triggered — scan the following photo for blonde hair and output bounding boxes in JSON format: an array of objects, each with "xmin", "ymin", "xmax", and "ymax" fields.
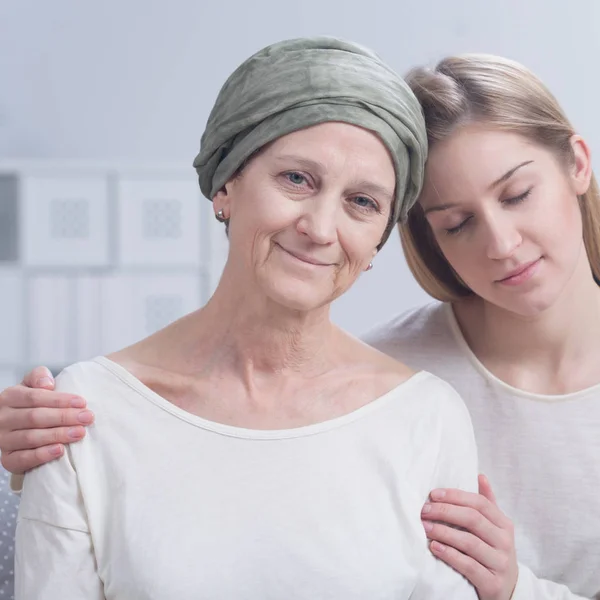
[{"xmin": 401, "ymin": 54, "xmax": 600, "ymax": 301}]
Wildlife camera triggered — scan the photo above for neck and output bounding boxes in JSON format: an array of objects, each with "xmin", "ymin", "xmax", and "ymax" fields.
[
  {"xmin": 174, "ymin": 264, "xmax": 338, "ymax": 383},
  {"xmin": 455, "ymin": 252, "xmax": 600, "ymax": 392}
]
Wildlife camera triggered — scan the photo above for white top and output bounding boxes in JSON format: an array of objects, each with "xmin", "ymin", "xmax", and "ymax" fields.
[
  {"xmin": 16, "ymin": 357, "xmax": 479, "ymax": 599},
  {"xmin": 363, "ymin": 302, "xmax": 600, "ymax": 600}
]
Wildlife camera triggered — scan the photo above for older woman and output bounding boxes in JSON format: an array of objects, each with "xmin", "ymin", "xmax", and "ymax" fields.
[{"xmin": 12, "ymin": 37, "xmax": 478, "ymax": 598}]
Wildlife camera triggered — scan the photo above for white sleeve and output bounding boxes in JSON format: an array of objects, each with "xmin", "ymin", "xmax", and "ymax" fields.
[
  {"xmin": 511, "ymin": 563, "xmax": 592, "ymax": 600},
  {"xmin": 411, "ymin": 382, "xmax": 480, "ymax": 599},
  {"xmin": 14, "ymin": 444, "xmax": 104, "ymax": 599}
]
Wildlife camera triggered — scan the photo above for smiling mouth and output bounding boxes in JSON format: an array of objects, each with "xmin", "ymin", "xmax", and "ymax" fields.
[
  {"xmin": 275, "ymin": 244, "xmax": 332, "ymax": 267},
  {"xmin": 496, "ymin": 258, "xmax": 542, "ymax": 284}
]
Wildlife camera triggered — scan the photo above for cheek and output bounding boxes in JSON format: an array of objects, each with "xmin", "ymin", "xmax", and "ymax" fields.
[
  {"xmin": 555, "ymin": 192, "xmax": 582, "ymax": 231},
  {"xmin": 528, "ymin": 188, "xmax": 582, "ymax": 250},
  {"xmin": 432, "ymin": 227, "xmax": 491, "ymax": 286},
  {"xmin": 438, "ymin": 241, "xmax": 482, "ymax": 281},
  {"xmin": 235, "ymin": 192, "xmax": 295, "ymax": 238},
  {"xmin": 339, "ymin": 223, "xmax": 381, "ymax": 263}
]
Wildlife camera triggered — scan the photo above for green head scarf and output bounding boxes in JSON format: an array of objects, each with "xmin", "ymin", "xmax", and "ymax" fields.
[{"xmin": 193, "ymin": 36, "xmax": 427, "ymax": 248}]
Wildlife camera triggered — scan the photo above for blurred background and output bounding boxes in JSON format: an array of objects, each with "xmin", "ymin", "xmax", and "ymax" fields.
[{"xmin": 1, "ymin": 0, "xmax": 599, "ymax": 387}]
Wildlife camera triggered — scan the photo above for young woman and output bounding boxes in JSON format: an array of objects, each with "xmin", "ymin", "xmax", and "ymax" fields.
[{"xmin": 363, "ymin": 55, "xmax": 600, "ymax": 599}]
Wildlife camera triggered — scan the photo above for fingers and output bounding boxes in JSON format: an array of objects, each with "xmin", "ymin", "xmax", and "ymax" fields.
[
  {"xmin": 0, "ymin": 406, "xmax": 94, "ymax": 432},
  {"xmin": 0, "ymin": 385, "xmax": 86, "ymax": 410},
  {"xmin": 424, "ymin": 485, "xmax": 518, "ymax": 599},
  {"xmin": 1, "ymin": 425, "xmax": 87, "ymax": 452},
  {"xmin": 1, "ymin": 444, "xmax": 65, "ymax": 475},
  {"xmin": 423, "ymin": 520, "xmax": 506, "ymax": 572},
  {"xmin": 422, "ymin": 501, "xmax": 499, "ymax": 547},
  {"xmin": 428, "ymin": 540, "xmax": 496, "ymax": 593},
  {"xmin": 0, "ymin": 370, "xmax": 92, "ymax": 475},
  {"xmin": 478, "ymin": 473, "xmax": 498, "ymax": 504},
  {"xmin": 428, "ymin": 488, "xmax": 510, "ymax": 529},
  {"xmin": 22, "ymin": 366, "xmax": 55, "ymax": 390}
]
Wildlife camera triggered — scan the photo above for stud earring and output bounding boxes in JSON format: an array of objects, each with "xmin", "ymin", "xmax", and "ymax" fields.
[
  {"xmin": 215, "ymin": 209, "xmax": 227, "ymax": 222},
  {"xmin": 366, "ymin": 262, "xmax": 373, "ymax": 271}
]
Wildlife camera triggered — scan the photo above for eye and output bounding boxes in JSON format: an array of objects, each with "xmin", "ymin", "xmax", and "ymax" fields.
[
  {"xmin": 503, "ymin": 187, "xmax": 532, "ymax": 206},
  {"xmin": 445, "ymin": 215, "xmax": 472, "ymax": 236},
  {"xmin": 285, "ymin": 172, "xmax": 307, "ymax": 186},
  {"xmin": 351, "ymin": 195, "xmax": 380, "ymax": 213}
]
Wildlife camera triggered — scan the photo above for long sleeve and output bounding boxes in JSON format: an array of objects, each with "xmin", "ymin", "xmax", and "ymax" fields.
[
  {"xmin": 511, "ymin": 563, "xmax": 594, "ymax": 600},
  {"xmin": 14, "ymin": 443, "xmax": 104, "ymax": 599}
]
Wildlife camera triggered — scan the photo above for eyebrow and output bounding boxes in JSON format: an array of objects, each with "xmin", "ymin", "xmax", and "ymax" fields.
[
  {"xmin": 274, "ymin": 155, "xmax": 394, "ymax": 202},
  {"xmin": 490, "ymin": 160, "xmax": 534, "ymax": 189},
  {"xmin": 274, "ymin": 155, "xmax": 323, "ymax": 173},
  {"xmin": 353, "ymin": 180, "xmax": 394, "ymax": 203},
  {"xmin": 423, "ymin": 160, "xmax": 534, "ymax": 215}
]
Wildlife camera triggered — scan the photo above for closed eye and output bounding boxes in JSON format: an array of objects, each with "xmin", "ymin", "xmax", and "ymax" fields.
[
  {"xmin": 445, "ymin": 187, "xmax": 533, "ymax": 235},
  {"xmin": 445, "ymin": 216, "xmax": 472, "ymax": 236},
  {"xmin": 503, "ymin": 187, "xmax": 532, "ymax": 206}
]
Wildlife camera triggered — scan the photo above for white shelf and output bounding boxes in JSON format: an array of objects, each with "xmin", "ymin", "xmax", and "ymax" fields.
[{"xmin": 0, "ymin": 162, "xmax": 224, "ymax": 384}]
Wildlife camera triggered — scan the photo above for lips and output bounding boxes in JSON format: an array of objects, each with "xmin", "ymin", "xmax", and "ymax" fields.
[
  {"xmin": 276, "ymin": 244, "xmax": 332, "ymax": 267},
  {"xmin": 496, "ymin": 258, "xmax": 541, "ymax": 283}
]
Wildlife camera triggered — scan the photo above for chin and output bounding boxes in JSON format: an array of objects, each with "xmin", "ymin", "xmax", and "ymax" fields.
[
  {"xmin": 264, "ymin": 279, "xmax": 334, "ymax": 313},
  {"xmin": 491, "ymin": 285, "xmax": 564, "ymax": 318}
]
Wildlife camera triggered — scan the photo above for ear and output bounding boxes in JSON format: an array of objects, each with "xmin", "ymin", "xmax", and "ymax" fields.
[
  {"xmin": 569, "ymin": 134, "xmax": 593, "ymax": 195},
  {"xmin": 212, "ymin": 178, "xmax": 235, "ymax": 217}
]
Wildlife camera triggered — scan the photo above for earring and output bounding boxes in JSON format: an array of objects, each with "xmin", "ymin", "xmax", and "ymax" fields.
[
  {"xmin": 366, "ymin": 262, "xmax": 373, "ymax": 271},
  {"xmin": 215, "ymin": 209, "xmax": 227, "ymax": 222}
]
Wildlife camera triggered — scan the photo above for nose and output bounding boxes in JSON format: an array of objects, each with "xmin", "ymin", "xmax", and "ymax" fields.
[
  {"xmin": 296, "ymin": 193, "xmax": 339, "ymax": 245},
  {"xmin": 483, "ymin": 212, "xmax": 522, "ymax": 260}
]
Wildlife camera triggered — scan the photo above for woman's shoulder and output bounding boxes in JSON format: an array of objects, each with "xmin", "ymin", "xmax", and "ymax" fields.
[
  {"xmin": 54, "ymin": 357, "xmax": 145, "ymax": 416},
  {"xmin": 370, "ymin": 369, "xmax": 478, "ymax": 497},
  {"xmin": 382, "ymin": 367, "xmax": 471, "ymax": 420},
  {"xmin": 407, "ymin": 370, "xmax": 472, "ymax": 423},
  {"xmin": 341, "ymin": 325, "xmax": 467, "ymax": 412},
  {"xmin": 55, "ymin": 358, "xmax": 115, "ymax": 390},
  {"xmin": 352, "ymin": 337, "xmax": 471, "ymax": 424},
  {"xmin": 389, "ymin": 371, "xmax": 479, "ymax": 494}
]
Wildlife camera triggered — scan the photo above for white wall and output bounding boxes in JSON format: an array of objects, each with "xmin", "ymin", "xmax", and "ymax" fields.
[{"xmin": 1, "ymin": 0, "xmax": 599, "ymax": 337}]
